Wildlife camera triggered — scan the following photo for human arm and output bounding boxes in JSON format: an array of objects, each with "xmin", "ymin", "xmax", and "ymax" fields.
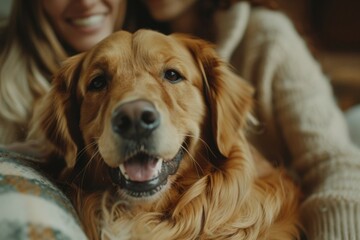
[{"xmin": 233, "ymin": 8, "xmax": 360, "ymax": 239}]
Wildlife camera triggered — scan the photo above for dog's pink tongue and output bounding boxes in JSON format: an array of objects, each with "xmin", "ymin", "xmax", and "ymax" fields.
[{"xmin": 124, "ymin": 159, "xmax": 158, "ymax": 182}]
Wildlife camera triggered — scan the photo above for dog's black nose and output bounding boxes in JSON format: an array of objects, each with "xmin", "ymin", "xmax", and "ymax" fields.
[{"xmin": 112, "ymin": 100, "xmax": 160, "ymax": 139}]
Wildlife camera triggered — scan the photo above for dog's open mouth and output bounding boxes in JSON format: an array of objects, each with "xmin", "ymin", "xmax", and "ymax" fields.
[{"xmin": 109, "ymin": 148, "xmax": 184, "ymax": 197}]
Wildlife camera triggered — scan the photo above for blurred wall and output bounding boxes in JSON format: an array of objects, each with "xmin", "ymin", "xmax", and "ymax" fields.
[{"xmin": 0, "ymin": 0, "xmax": 12, "ymax": 19}]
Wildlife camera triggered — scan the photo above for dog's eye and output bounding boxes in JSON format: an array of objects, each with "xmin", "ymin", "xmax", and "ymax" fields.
[
  {"xmin": 163, "ymin": 69, "xmax": 183, "ymax": 83},
  {"xmin": 88, "ymin": 75, "xmax": 107, "ymax": 91}
]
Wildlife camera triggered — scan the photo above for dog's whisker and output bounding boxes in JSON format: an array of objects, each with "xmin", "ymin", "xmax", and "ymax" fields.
[
  {"xmin": 76, "ymin": 141, "xmax": 98, "ymax": 160},
  {"xmin": 179, "ymin": 134, "xmax": 219, "ymax": 170},
  {"xmin": 179, "ymin": 145, "xmax": 204, "ymax": 178},
  {"xmin": 71, "ymin": 143, "xmax": 100, "ymax": 186},
  {"xmin": 176, "ymin": 134, "xmax": 204, "ymax": 177},
  {"xmin": 178, "ymin": 133, "xmax": 218, "ymax": 159},
  {"xmin": 62, "ymin": 141, "xmax": 98, "ymax": 185},
  {"xmin": 79, "ymin": 148, "xmax": 101, "ymax": 189}
]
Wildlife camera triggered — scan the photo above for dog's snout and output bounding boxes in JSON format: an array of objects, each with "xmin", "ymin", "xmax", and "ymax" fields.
[{"xmin": 112, "ymin": 100, "xmax": 160, "ymax": 139}]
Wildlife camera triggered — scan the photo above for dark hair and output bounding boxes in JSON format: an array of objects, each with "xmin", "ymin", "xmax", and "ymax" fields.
[{"xmin": 124, "ymin": 0, "xmax": 278, "ymax": 41}]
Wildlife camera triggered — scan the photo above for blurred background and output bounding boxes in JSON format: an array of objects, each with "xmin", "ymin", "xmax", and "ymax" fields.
[
  {"xmin": 278, "ymin": 0, "xmax": 360, "ymax": 111},
  {"xmin": 0, "ymin": 0, "xmax": 11, "ymax": 20},
  {"xmin": 0, "ymin": 0, "xmax": 359, "ymax": 110}
]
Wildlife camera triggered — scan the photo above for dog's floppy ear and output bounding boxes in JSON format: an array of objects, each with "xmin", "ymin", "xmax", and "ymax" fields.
[
  {"xmin": 173, "ymin": 34, "xmax": 254, "ymax": 158},
  {"xmin": 30, "ymin": 53, "xmax": 85, "ymax": 168}
]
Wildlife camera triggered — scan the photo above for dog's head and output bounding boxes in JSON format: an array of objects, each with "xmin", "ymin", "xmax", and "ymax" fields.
[{"xmin": 36, "ymin": 30, "xmax": 253, "ymax": 201}]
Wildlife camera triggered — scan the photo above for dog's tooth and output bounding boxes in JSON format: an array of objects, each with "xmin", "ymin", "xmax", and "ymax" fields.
[
  {"xmin": 119, "ymin": 163, "xmax": 126, "ymax": 173},
  {"xmin": 119, "ymin": 164, "xmax": 129, "ymax": 180},
  {"xmin": 140, "ymin": 145, "xmax": 145, "ymax": 151},
  {"xmin": 148, "ymin": 159, "xmax": 163, "ymax": 179},
  {"xmin": 156, "ymin": 158, "xmax": 163, "ymax": 173}
]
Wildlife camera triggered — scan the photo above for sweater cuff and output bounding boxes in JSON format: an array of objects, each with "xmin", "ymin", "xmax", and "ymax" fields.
[{"xmin": 300, "ymin": 194, "xmax": 360, "ymax": 240}]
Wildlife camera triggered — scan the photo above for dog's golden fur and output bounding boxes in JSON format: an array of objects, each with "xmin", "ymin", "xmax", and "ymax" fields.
[{"xmin": 31, "ymin": 30, "xmax": 300, "ymax": 239}]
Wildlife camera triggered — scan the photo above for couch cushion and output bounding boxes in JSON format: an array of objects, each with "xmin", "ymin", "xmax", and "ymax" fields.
[{"xmin": 0, "ymin": 149, "xmax": 87, "ymax": 240}]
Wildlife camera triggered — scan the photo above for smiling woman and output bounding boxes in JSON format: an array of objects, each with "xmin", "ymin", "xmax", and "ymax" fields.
[
  {"xmin": 0, "ymin": 0, "xmax": 127, "ymax": 145},
  {"xmin": 41, "ymin": 0, "xmax": 126, "ymax": 52}
]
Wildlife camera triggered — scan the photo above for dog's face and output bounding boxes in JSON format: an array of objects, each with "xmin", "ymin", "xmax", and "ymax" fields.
[{"xmin": 37, "ymin": 30, "xmax": 253, "ymax": 201}]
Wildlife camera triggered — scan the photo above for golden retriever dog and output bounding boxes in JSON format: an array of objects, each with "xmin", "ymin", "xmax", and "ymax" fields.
[{"xmin": 31, "ymin": 30, "xmax": 300, "ymax": 239}]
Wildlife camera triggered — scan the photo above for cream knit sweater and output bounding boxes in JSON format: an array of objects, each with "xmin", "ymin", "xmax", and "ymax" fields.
[{"xmin": 215, "ymin": 2, "xmax": 360, "ymax": 239}]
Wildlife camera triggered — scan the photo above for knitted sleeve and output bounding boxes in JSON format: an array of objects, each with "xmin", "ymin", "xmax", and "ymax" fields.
[{"xmin": 256, "ymin": 11, "xmax": 360, "ymax": 240}]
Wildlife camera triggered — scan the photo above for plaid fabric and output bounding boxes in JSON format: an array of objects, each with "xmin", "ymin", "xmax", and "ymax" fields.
[{"xmin": 0, "ymin": 149, "xmax": 87, "ymax": 240}]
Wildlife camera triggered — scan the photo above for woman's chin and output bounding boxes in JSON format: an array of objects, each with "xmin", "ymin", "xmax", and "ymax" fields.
[{"xmin": 68, "ymin": 31, "xmax": 111, "ymax": 52}]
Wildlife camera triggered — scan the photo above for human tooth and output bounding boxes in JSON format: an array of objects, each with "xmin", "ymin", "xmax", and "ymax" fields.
[{"xmin": 72, "ymin": 15, "xmax": 104, "ymax": 27}]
